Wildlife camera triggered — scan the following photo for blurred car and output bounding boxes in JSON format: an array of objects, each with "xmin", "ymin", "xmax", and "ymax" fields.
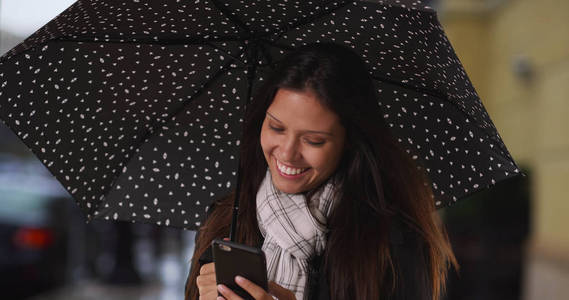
[{"xmin": 0, "ymin": 154, "xmax": 74, "ymax": 299}]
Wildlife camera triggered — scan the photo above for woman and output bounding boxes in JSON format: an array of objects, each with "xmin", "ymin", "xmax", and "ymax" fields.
[{"xmin": 185, "ymin": 42, "xmax": 459, "ymax": 300}]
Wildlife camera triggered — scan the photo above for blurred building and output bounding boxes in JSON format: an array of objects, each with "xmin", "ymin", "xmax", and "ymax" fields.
[{"xmin": 438, "ymin": 0, "xmax": 569, "ymax": 299}]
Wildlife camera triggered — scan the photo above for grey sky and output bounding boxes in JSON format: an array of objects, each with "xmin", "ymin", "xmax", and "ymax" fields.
[{"xmin": 0, "ymin": 0, "xmax": 75, "ymax": 55}]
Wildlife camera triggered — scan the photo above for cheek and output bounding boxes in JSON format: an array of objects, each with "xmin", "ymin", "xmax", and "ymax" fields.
[
  {"xmin": 307, "ymin": 147, "xmax": 343, "ymax": 171},
  {"xmin": 303, "ymin": 149, "xmax": 329, "ymax": 170}
]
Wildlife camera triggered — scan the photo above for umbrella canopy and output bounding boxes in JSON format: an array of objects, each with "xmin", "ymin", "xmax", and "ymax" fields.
[{"xmin": 0, "ymin": 0, "xmax": 522, "ymax": 230}]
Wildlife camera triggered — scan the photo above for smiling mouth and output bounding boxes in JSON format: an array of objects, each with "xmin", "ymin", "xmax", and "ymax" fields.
[{"xmin": 275, "ymin": 158, "xmax": 310, "ymax": 176}]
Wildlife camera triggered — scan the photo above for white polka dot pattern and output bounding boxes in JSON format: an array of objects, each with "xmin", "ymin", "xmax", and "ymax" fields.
[{"xmin": 0, "ymin": 0, "xmax": 522, "ymax": 229}]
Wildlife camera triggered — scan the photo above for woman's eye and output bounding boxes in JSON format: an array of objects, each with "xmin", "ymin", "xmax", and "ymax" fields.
[
  {"xmin": 269, "ymin": 125, "xmax": 284, "ymax": 132},
  {"xmin": 306, "ymin": 140, "xmax": 325, "ymax": 146},
  {"xmin": 268, "ymin": 124, "xmax": 324, "ymax": 146}
]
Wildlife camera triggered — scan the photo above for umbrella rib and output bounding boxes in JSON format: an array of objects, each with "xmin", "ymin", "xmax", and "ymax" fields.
[
  {"xmin": 144, "ymin": 46, "xmax": 249, "ymax": 135},
  {"xmin": 258, "ymin": 1, "xmax": 435, "ymax": 50},
  {"xmin": 56, "ymin": 38, "xmax": 250, "ymax": 67},
  {"xmin": 240, "ymin": 2, "xmax": 355, "ymax": 70},
  {"xmin": 205, "ymin": 42, "xmax": 248, "ymax": 67},
  {"xmin": 1, "ymin": 37, "xmax": 249, "ymax": 62},
  {"xmin": 56, "ymin": 36, "xmax": 245, "ymax": 46},
  {"xmin": 209, "ymin": 0, "xmax": 251, "ymax": 34},
  {"xmin": 370, "ymin": 74, "xmax": 447, "ymax": 99},
  {"xmin": 261, "ymin": 1, "xmax": 352, "ymax": 45},
  {"xmin": 371, "ymin": 75, "xmax": 512, "ymax": 156}
]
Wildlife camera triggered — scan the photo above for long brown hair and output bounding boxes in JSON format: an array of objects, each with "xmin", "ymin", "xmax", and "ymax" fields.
[{"xmin": 186, "ymin": 43, "xmax": 458, "ymax": 300}]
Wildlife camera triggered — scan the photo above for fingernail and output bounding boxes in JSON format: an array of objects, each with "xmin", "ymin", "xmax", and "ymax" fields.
[
  {"xmin": 217, "ymin": 284, "xmax": 226, "ymax": 292},
  {"xmin": 217, "ymin": 297, "xmax": 224, "ymax": 300},
  {"xmin": 235, "ymin": 275, "xmax": 245, "ymax": 283}
]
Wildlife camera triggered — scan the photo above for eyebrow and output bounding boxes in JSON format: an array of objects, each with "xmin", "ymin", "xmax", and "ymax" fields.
[{"xmin": 266, "ymin": 111, "xmax": 335, "ymax": 136}]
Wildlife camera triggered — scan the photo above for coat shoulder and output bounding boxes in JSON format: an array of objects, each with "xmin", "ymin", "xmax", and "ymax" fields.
[{"xmin": 307, "ymin": 217, "xmax": 432, "ymax": 300}]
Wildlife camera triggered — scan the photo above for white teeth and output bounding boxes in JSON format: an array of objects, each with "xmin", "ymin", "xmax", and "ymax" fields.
[{"xmin": 276, "ymin": 159, "xmax": 306, "ymax": 175}]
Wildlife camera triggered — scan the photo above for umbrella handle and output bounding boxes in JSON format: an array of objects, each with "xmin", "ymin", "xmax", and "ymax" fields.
[
  {"xmin": 229, "ymin": 206, "xmax": 239, "ymax": 242},
  {"xmin": 229, "ymin": 159, "xmax": 243, "ymax": 242},
  {"xmin": 229, "ymin": 54, "xmax": 256, "ymax": 242}
]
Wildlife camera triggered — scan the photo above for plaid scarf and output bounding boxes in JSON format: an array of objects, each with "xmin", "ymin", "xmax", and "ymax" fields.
[{"xmin": 256, "ymin": 169, "xmax": 340, "ymax": 300}]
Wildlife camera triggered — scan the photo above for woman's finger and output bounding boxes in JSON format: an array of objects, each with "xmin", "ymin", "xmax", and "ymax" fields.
[
  {"xmin": 268, "ymin": 281, "xmax": 296, "ymax": 300},
  {"xmin": 200, "ymin": 262, "xmax": 215, "ymax": 275},
  {"xmin": 196, "ymin": 272, "xmax": 216, "ymax": 288},
  {"xmin": 197, "ymin": 262, "xmax": 218, "ymax": 299},
  {"xmin": 200, "ymin": 289, "xmax": 219, "ymax": 300},
  {"xmin": 217, "ymin": 284, "xmax": 243, "ymax": 300},
  {"xmin": 234, "ymin": 276, "xmax": 272, "ymax": 300}
]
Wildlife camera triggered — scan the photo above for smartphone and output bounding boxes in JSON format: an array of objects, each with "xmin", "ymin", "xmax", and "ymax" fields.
[{"xmin": 212, "ymin": 239, "xmax": 268, "ymax": 299}]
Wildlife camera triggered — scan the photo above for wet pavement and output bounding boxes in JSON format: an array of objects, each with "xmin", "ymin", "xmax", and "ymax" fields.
[
  {"xmin": 28, "ymin": 279, "xmax": 184, "ymax": 300},
  {"xmin": 28, "ymin": 229, "xmax": 196, "ymax": 300}
]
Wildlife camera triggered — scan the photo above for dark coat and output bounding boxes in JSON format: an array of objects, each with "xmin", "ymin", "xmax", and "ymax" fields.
[{"xmin": 185, "ymin": 205, "xmax": 433, "ymax": 299}]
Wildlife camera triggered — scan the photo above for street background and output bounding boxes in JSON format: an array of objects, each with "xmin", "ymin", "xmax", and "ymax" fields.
[{"xmin": 0, "ymin": 0, "xmax": 567, "ymax": 299}]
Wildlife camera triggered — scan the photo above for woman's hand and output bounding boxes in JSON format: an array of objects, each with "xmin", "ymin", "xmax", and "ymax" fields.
[
  {"xmin": 217, "ymin": 276, "xmax": 296, "ymax": 300},
  {"xmin": 196, "ymin": 262, "xmax": 218, "ymax": 300}
]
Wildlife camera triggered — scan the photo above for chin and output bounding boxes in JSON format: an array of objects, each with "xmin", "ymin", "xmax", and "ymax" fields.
[
  {"xmin": 272, "ymin": 181, "xmax": 299, "ymax": 194},
  {"xmin": 270, "ymin": 175, "xmax": 304, "ymax": 194},
  {"xmin": 276, "ymin": 185, "xmax": 303, "ymax": 194}
]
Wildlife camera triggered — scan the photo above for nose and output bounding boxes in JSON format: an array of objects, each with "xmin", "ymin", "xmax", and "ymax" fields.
[{"xmin": 279, "ymin": 135, "xmax": 301, "ymax": 162}]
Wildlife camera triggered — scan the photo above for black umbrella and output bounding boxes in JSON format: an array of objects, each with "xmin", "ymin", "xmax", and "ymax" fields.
[{"xmin": 0, "ymin": 0, "xmax": 522, "ymax": 231}]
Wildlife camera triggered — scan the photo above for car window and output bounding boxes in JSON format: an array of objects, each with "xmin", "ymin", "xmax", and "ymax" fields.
[
  {"xmin": 0, "ymin": 187, "xmax": 53, "ymax": 225},
  {"xmin": 0, "ymin": 160, "xmax": 69, "ymax": 226}
]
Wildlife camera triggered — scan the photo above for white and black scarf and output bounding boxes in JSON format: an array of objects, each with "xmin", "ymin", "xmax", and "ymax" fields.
[{"xmin": 256, "ymin": 169, "xmax": 340, "ymax": 300}]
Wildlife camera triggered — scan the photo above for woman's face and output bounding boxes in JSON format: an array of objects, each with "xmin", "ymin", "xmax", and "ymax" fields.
[{"xmin": 260, "ymin": 88, "xmax": 346, "ymax": 194}]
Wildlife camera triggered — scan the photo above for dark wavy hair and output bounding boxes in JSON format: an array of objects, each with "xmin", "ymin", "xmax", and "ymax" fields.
[{"xmin": 186, "ymin": 42, "xmax": 458, "ymax": 300}]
